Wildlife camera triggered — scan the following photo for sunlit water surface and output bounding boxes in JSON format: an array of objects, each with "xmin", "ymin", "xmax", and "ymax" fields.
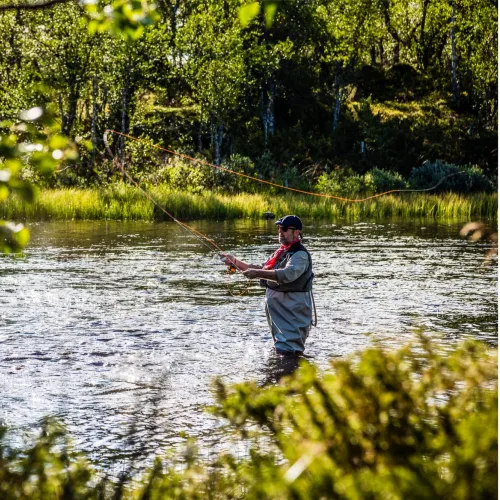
[{"xmin": 1, "ymin": 219, "xmax": 497, "ymax": 469}]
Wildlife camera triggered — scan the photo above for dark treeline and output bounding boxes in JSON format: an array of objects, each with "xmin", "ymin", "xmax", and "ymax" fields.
[{"xmin": 0, "ymin": 0, "xmax": 497, "ymax": 190}]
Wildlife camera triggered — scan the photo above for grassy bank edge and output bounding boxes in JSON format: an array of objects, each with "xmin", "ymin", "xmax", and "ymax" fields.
[{"xmin": 0, "ymin": 185, "xmax": 497, "ymax": 221}]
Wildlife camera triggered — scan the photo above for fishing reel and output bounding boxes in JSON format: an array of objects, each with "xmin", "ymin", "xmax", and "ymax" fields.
[{"xmin": 219, "ymin": 254, "xmax": 237, "ymax": 273}]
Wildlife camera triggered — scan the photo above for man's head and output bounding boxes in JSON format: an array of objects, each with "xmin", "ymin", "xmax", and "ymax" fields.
[{"xmin": 275, "ymin": 215, "xmax": 303, "ymax": 244}]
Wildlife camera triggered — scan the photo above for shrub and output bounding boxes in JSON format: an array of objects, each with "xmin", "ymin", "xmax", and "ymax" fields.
[
  {"xmin": 366, "ymin": 168, "xmax": 407, "ymax": 192},
  {"xmin": 315, "ymin": 167, "xmax": 383, "ymax": 196},
  {"xmin": 255, "ymin": 150, "xmax": 277, "ymax": 179},
  {"xmin": 315, "ymin": 170, "xmax": 342, "ymax": 195},
  {"xmin": 0, "ymin": 336, "xmax": 496, "ymax": 499},
  {"xmin": 0, "ymin": 419, "xmax": 96, "ymax": 498},
  {"xmin": 409, "ymin": 161, "xmax": 495, "ymax": 194},
  {"xmin": 315, "ymin": 168, "xmax": 364, "ymax": 196},
  {"xmin": 213, "ymin": 335, "xmax": 498, "ymax": 499},
  {"xmin": 219, "ymin": 154, "xmax": 258, "ymax": 193},
  {"xmin": 152, "ymin": 157, "xmax": 215, "ymax": 194},
  {"xmin": 279, "ymin": 165, "xmax": 312, "ymax": 192},
  {"xmin": 143, "ymin": 154, "xmax": 261, "ymax": 194},
  {"xmin": 125, "ymin": 135, "xmax": 167, "ymax": 183}
]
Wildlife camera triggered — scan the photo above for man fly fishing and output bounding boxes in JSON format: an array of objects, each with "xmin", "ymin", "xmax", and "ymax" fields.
[{"xmin": 222, "ymin": 215, "xmax": 314, "ymax": 356}]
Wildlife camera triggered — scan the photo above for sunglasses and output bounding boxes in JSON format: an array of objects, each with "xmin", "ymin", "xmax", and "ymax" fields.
[{"xmin": 279, "ymin": 226, "xmax": 296, "ymax": 232}]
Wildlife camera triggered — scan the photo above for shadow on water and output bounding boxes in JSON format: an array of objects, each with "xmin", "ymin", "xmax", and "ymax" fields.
[
  {"xmin": 259, "ymin": 351, "xmax": 306, "ymax": 386},
  {"xmin": 99, "ymin": 368, "xmax": 173, "ymax": 479}
]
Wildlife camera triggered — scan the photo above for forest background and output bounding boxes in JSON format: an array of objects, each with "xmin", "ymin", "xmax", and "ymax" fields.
[{"xmin": 0, "ymin": 0, "xmax": 497, "ymax": 200}]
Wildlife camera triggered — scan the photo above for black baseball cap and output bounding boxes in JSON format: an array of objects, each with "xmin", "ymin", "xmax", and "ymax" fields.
[{"xmin": 275, "ymin": 215, "xmax": 303, "ymax": 230}]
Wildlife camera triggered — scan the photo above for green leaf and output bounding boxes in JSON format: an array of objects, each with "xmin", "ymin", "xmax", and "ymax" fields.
[
  {"xmin": 0, "ymin": 135, "xmax": 18, "ymax": 159},
  {"xmin": 49, "ymin": 135, "xmax": 70, "ymax": 150},
  {"xmin": 10, "ymin": 180, "xmax": 38, "ymax": 202},
  {"xmin": 31, "ymin": 152, "xmax": 58, "ymax": 176},
  {"xmin": 0, "ymin": 184, "xmax": 9, "ymax": 202},
  {"xmin": 87, "ymin": 20, "xmax": 99, "ymax": 35},
  {"xmin": 0, "ymin": 222, "xmax": 30, "ymax": 254},
  {"xmin": 264, "ymin": 2, "xmax": 277, "ymax": 28},
  {"xmin": 81, "ymin": 140, "xmax": 94, "ymax": 152},
  {"xmin": 64, "ymin": 148, "xmax": 79, "ymax": 161},
  {"xmin": 4, "ymin": 159, "xmax": 23, "ymax": 175},
  {"xmin": 239, "ymin": 2, "xmax": 260, "ymax": 28}
]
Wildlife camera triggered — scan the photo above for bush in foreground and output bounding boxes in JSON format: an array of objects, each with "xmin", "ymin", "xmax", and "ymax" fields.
[{"xmin": 0, "ymin": 336, "xmax": 497, "ymax": 499}]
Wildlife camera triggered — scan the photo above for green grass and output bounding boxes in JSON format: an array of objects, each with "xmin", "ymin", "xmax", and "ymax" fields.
[{"xmin": 0, "ymin": 184, "xmax": 497, "ymax": 221}]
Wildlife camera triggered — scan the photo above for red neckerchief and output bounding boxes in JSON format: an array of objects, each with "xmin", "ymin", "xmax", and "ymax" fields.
[{"xmin": 263, "ymin": 238, "xmax": 301, "ymax": 270}]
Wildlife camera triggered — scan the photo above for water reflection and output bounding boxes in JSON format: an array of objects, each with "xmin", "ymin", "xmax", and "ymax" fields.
[
  {"xmin": 260, "ymin": 351, "xmax": 304, "ymax": 386},
  {"xmin": 0, "ymin": 218, "xmax": 497, "ymax": 468}
]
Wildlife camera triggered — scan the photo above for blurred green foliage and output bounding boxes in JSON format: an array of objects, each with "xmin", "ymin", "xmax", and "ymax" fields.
[
  {"xmin": 0, "ymin": 336, "xmax": 496, "ymax": 499},
  {"xmin": 212, "ymin": 336, "xmax": 497, "ymax": 499},
  {"xmin": 239, "ymin": 1, "xmax": 278, "ymax": 29},
  {"xmin": 367, "ymin": 168, "xmax": 407, "ymax": 193},
  {"xmin": 0, "ymin": 0, "xmax": 158, "ymax": 254},
  {"xmin": 0, "ymin": 107, "xmax": 78, "ymax": 252},
  {"xmin": 85, "ymin": 0, "xmax": 160, "ymax": 41}
]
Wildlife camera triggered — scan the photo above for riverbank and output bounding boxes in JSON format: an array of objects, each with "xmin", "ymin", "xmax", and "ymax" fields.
[{"xmin": 1, "ymin": 185, "xmax": 497, "ymax": 221}]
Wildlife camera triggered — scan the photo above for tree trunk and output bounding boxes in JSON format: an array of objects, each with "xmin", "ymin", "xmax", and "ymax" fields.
[
  {"xmin": 120, "ymin": 86, "xmax": 127, "ymax": 163},
  {"xmin": 393, "ymin": 42, "xmax": 400, "ymax": 64},
  {"xmin": 267, "ymin": 79, "xmax": 275, "ymax": 138},
  {"xmin": 260, "ymin": 88, "xmax": 267, "ymax": 144},
  {"xmin": 58, "ymin": 94, "xmax": 64, "ymax": 130},
  {"xmin": 378, "ymin": 40, "xmax": 385, "ymax": 66},
  {"xmin": 120, "ymin": 61, "xmax": 130, "ymax": 164},
  {"xmin": 450, "ymin": 1, "xmax": 460, "ymax": 106},
  {"xmin": 332, "ymin": 74, "xmax": 344, "ymax": 134},
  {"xmin": 261, "ymin": 79, "xmax": 275, "ymax": 145},
  {"xmin": 90, "ymin": 75, "xmax": 97, "ymax": 170},
  {"xmin": 217, "ymin": 123, "xmax": 223, "ymax": 165},
  {"xmin": 170, "ymin": 0, "xmax": 180, "ymax": 65},
  {"xmin": 198, "ymin": 121, "xmax": 203, "ymax": 154},
  {"xmin": 380, "ymin": 0, "xmax": 401, "ymax": 64},
  {"xmin": 418, "ymin": 0, "xmax": 431, "ymax": 69},
  {"xmin": 212, "ymin": 121, "xmax": 223, "ymax": 166},
  {"xmin": 62, "ymin": 81, "xmax": 78, "ymax": 136}
]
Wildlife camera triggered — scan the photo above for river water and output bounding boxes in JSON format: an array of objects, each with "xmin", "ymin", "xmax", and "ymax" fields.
[{"xmin": 0, "ymin": 219, "xmax": 497, "ymax": 468}]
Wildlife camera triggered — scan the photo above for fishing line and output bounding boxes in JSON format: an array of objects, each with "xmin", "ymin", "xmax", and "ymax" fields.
[
  {"xmin": 105, "ymin": 129, "xmax": 467, "ymax": 201},
  {"xmin": 102, "ymin": 129, "xmax": 468, "ymax": 299},
  {"xmin": 103, "ymin": 130, "xmax": 251, "ymax": 297}
]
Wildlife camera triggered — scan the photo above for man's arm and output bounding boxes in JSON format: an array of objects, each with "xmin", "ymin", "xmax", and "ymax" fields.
[
  {"xmin": 220, "ymin": 253, "xmax": 262, "ymax": 272},
  {"xmin": 242, "ymin": 268, "xmax": 277, "ymax": 281},
  {"xmin": 244, "ymin": 251, "xmax": 309, "ymax": 283}
]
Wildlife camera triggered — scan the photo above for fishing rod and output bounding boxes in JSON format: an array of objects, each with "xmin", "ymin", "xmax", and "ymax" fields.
[
  {"xmin": 103, "ymin": 130, "xmax": 249, "ymax": 295},
  {"xmin": 102, "ymin": 129, "xmax": 468, "ymax": 293}
]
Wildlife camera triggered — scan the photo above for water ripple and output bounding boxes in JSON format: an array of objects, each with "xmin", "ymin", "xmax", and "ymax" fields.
[{"xmin": 0, "ymin": 218, "xmax": 496, "ymax": 469}]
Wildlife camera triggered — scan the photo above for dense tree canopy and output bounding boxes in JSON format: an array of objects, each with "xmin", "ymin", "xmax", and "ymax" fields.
[{"xmin": 0, "ymin": 0, "xmax": 497, "ymax": 186}]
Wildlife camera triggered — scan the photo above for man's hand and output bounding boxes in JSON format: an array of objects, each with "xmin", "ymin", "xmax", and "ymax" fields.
[
  {"xmin": 243, "ymin": 268, "xmax": 277, "ymax": 281},
  {"xmin": 243, "ymin": 268, "xmax": 259, "ymax": 279},
  {"xmin": 220, "ymin": 253, "xmax": 235, "ymax": 266}
]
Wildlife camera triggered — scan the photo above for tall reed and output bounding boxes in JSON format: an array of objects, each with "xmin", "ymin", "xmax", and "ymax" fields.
[{"xmin": 0, "ymin": 185, "xmax": 496, "ymax": 221}]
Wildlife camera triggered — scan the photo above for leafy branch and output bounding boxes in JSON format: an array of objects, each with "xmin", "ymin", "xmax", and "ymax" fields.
[{"xmin": 0, "ymin": 0, "xmax": 73, "ymax": 11}]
